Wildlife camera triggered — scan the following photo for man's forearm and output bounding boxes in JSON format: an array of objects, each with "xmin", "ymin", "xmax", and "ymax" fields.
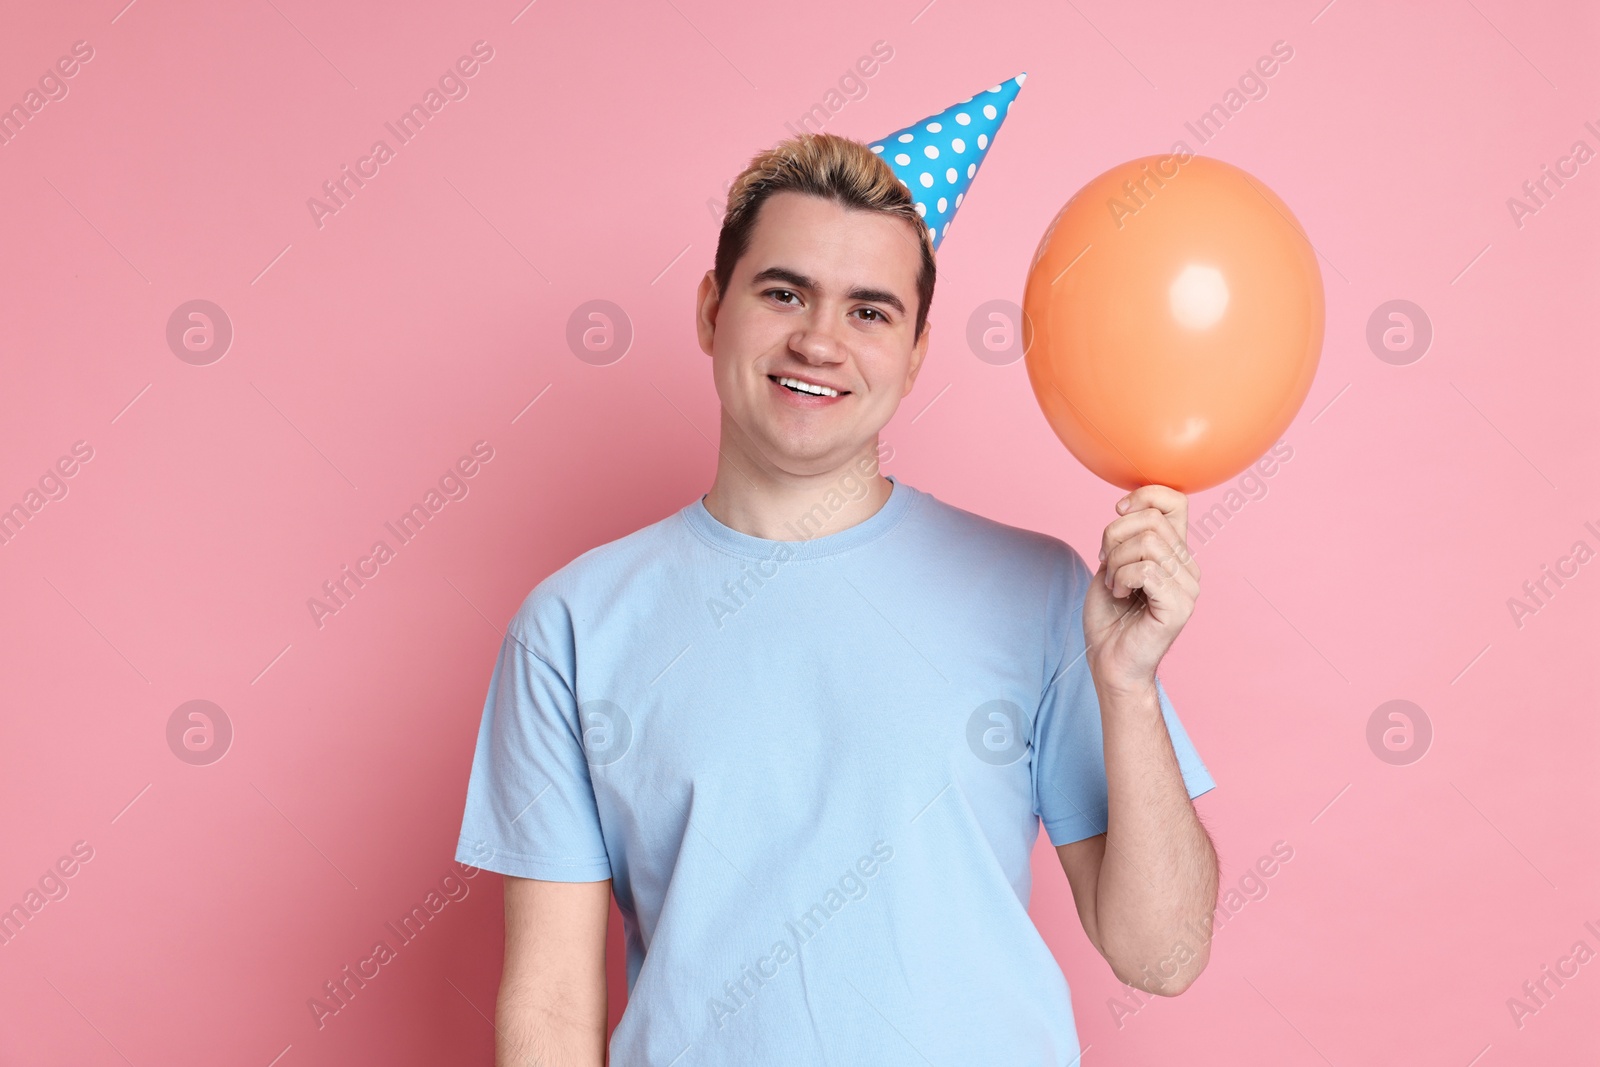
[
  {"xmin": 1091, "ymin": 676, "xmax": 1218, "ymax": 994},
  {"xmin": 495, "ymin": 981, "xmax": 607, "ymax": 1067},
  {"xmin": 495, "ymin": 875, "xmax": 610, "ymax": 1066}
]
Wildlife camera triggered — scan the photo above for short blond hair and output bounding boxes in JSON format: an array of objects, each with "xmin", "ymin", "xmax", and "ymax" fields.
[{"xmin": 713, "ymin": 133, "xmax": 937, "ymax": 338}]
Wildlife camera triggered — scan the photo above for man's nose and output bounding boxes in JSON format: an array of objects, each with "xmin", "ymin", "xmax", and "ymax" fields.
[{"xmin": 790, "ymin": 312, "xmax": 848, "ymax": 363}]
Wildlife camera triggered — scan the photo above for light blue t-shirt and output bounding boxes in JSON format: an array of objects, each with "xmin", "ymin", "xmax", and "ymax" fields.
[{"xmin": 455, "ymin": 474, "xmax": 1215, "ymax": 1065}]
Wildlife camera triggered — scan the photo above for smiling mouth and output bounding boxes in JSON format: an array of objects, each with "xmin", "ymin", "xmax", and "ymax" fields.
[{"xmin": 770, "ymin": 375, "xmax": 849, "ymax": 398}]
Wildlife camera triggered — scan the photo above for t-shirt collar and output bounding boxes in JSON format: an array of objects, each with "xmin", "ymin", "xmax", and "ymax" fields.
[{"xmin": 682, "ymin": 474, "xmax": 917, "ymax": 561}]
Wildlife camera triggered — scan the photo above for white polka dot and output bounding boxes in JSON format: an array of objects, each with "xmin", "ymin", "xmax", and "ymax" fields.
[
  {"xmin": 977, "ymin": 133, "xmax": 988, "ymax": 149},
  {"xmin": 937, "ymin": 197, "xmax": 947, "ymax": 213},
  {"xmin": 915, "ymin": 201, "xmax": 926, "ymax": 217},
  {"xmin": 898, "ymin": 133, "xmax": 913, "ymax": 142},
  {"xmin": 927, "ymin": 224, "xmax": 937, "ymax": 239},
  {"xmin": 951, "ymin": 138, "xmax": 965, "ymax": 153},
  {"xmin": 942, "ymin": 222, "xmax": 950, "ymax": 237},
  {"xmin": 919, "ymin": 172, "xmax": 934, "ymax": 187},
  {"xmin": 871, "ymin": 144, "xmax": 884, "ymax": 153},
  {"xmin": 1016, "ymin": 72, "xmax": 1027, "ymax": 84},
  {"xmin": 983, "ymin": 104, "xmax": 997, "ymax": 119},
  {"xmin": 955, "ymin": 112, "xmax": 971, "ymax": 125},
  {"xmin": 895, "ymin": 153, "xmax": 911, "ymax": 165},
  {"xmin": 988, "ymin": 84, "xmax": 1003, "ymax": 93},
  {"xmin": 967, "ymin": 163, "xmax": 976, "ymax": 178},
  {"xmin": 926, "ymin": 121, "xmax": 942, "ymax": 133},
  {"xmin": 898, "ymin": 178, "xmax": 909, "ymax": 189},
  {"xmin": 923, "ymin": 145, "xmax": 939, "ymax": 159}
]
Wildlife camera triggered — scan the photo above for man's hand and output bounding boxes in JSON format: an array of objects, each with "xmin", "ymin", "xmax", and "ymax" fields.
[{"xmin": 1084, "ymin": 484, "xmax": 1199, "ymax": 694}]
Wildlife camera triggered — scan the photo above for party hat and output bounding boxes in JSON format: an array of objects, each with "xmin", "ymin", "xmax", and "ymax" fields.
[{"xmin": 866, "ymin": 73, "xmax": 1027, "ymax": 251}]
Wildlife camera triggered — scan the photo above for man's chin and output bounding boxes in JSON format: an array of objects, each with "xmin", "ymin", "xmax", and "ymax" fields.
[{"xmin": 750, "ymin": 429, "xmax": 863, "ymax": 471}]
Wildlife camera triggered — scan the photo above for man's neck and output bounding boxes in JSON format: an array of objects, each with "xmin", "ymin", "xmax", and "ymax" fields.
[{"xmin": 701, "ymin": 428, "xmax": 892, "ymax": 543}]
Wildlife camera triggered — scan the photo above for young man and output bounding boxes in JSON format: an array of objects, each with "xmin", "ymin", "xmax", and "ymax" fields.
[{"xmin": 456, "ymin": 128, "xmax": 1217, "ymax": 1065}]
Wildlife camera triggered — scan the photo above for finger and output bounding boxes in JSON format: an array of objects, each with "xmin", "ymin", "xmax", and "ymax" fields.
[
  {"xmin": 1106, "ymin": 536, "xmax": 1184, "ymax": 596},
  {"xmin": 1120, "ymin": 507, "xmax": 1196, "ymax": 581},
  {"xmin": 1108, "ymin": 525, "xmax": 1200, "ymax": 584},
  {"xmin": 1104, "ymin": 528, "xmax": 1163, "ymax": 589},
  {"xmin": 1113, "ymin": 489, "xmax": 1203, "ymax": 579},
  {"xmin": 1087, "ymin": 565, "xmax": 1153, "ymax": 631},
  {"xmin": 1103, "ymin": 524, "xmax": 1195, "ymax": 590},
  {"xmin": 1100, "ymin": 505, "xmax": 1184, "ymax": 565},
  {"xmin": 1084, "ymin": 561, "xmax": 1151, "ymax": 639},
  {"xmin": 1117, "ymin": 484, "xmax": 1187, "ymax": 529},
  {"xmin": 1109, "ymin": 557, "xmax": 1199, "ymax": 618}
]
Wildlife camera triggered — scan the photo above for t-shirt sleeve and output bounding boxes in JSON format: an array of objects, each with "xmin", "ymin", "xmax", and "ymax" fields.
[
  {"xmin": 454, "ymin": 614, "xmax": 613, "ymax": 881},
  {"xmin": 1030, "ymin": 543, "xmax": 1217, "ymax": 847}
]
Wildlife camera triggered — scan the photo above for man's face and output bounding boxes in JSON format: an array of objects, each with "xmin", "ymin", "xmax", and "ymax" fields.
[{"xmin": 696, "ymin": 190, "xmax": 930, "ymax": 475}]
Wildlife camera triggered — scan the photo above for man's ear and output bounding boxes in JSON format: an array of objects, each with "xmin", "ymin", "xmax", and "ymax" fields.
[
  {"xmin": 903, "ymin": 318, "xmax": 931, "ymax": 395},
  {"xmin": 696, "ymin": 270, "xmax": 720, "ymax": 358}
]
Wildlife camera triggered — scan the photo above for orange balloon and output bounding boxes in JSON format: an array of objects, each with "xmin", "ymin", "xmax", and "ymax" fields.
[{"xmin": 1022, "ymin": 153, "xmax": 1324, "ymax": 493}]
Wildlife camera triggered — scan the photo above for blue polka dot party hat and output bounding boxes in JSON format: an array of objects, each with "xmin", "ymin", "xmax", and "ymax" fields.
[{"xmin": 867, "ymin": 73, "xmax": 1026, "ymax": 251}]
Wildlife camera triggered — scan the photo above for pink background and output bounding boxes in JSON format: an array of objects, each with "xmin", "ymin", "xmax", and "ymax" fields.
[{"xmin": 2, "ymin": 0, "xmax": 1596, "ymax": 1063}]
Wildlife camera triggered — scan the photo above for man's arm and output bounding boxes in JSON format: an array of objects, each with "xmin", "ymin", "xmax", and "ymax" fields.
[
  {"xmin": 496, "ymin": 875, "xmax": 611, "ymax": 1067},
  {"xmin": 1055, "ymin": 678, "xmax": 1218, "ymax": 996},
  {"xmin": 1060, "ymin": 484, "xmax": 1218, "ymax": 996}
]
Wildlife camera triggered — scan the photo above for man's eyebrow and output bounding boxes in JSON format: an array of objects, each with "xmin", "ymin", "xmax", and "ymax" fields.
[{"xmin": 750, "ymin": 266, "xmax": 907, "ymax": 316}]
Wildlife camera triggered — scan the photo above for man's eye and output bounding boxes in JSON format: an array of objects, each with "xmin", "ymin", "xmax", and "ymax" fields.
[
  {"xmin": 768, "ymin": 289, "xmax": 800, "ymax": 305},
  {"xmin": 856, "ymin": 307, "xmax": 887, "ymax": 322}
]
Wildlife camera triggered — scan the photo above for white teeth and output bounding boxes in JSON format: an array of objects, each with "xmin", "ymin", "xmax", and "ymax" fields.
[{"xmin": 776, "ymin": 376, "xmax": 840, "ymax": 397}]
